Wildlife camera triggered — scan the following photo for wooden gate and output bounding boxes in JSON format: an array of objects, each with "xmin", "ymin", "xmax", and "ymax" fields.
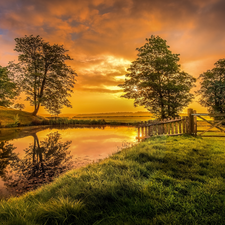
[{"xmin": 191, "ymin": 112, "xmax": 225, "ymax": 137}]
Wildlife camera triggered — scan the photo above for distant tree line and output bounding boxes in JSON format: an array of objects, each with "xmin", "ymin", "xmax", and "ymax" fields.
[{"xmin": 0, "ymin": 34, "xmax": 225, "ymax": 119}]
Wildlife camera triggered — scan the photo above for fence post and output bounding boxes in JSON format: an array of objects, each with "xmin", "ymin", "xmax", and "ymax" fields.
[
  {"xmin": 171, "ymin": 119, "xmax": 174, "ymax": 135},
  {"xmin": 185, "ymin": 116, "xmax": 189, "ymax": 133},
  {"xmin": 188, "ymin": 108, "xmax": 194, "ymax": 135},
  {"xmin": 145, "ymin": 121, "xmax": 148, "ymax": 137},
  {"xmin": 149, "ymin": 125, "xmax": 152, "ymax": 136},
  {"xmin": 193, "ymin": 110, "xmax": 197, "ymax": 136},
  {"xmin": 153, "ymin": 125, "xmax": 156, "ymax": 136},
  {"xmin": 168, "ymin": 118, "xmax": 171, "ymax": 135},
  {"xmin": 141, "ymin": 121, "xmax": 144, "ymax": 138},
  {"xmin": 182, "ymin": 116, "xmax": 186, "ymax": 134},
  {"xmin": 159, "ymin": 120, "xmax": 163, "ymax": 135},
  {"xmin": 175, "ymin": 117, "xmax": 178, "ymax": 134},
  {"xmin": 164, "ymin": 119, "xmax": 167, "ymax": 134},
  {"xmin": 179, "ymin": 117, "xmax": 182, "ymax": 134}
]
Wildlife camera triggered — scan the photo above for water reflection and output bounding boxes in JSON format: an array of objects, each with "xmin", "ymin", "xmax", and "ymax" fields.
[
  {"xmin": 0, "ymin": 126, "xmax": 137, "ymax": 199},
  {"xmin": 2, "ymin": 132, "xmax": 73, "ymax": 196},
  {"xmin": 0, "ymin": 142, "xmax": 18, "ymax": 179}
]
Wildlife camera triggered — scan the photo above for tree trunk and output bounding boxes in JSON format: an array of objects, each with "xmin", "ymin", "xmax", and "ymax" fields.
[
  {"xmin": 32, "ymin": 68, "xmax": 47, "ymax": 116},
  {"xmin": 32, "ymin": 103, "xmax": 40, "ymax": 116},
  {"xmin": 167, "ymin": 90, "xmax": 170, "ymax": 117}
]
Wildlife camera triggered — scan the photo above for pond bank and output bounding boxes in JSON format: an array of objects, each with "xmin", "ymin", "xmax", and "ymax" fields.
[{"xmin": 0, "ymin": 135, "xmax": 224, "ymax": 224}]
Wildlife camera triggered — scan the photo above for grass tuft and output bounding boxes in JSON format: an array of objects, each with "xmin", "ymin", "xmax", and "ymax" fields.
[{"xmin": 35, "ymin": 198, "xmax": 85, "ymax": 224}]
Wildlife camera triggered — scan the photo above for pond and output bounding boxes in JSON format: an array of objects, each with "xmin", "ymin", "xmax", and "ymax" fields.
[{"xmin": 0, "ymin": 126, "xmax": 138, "ymax": 199}]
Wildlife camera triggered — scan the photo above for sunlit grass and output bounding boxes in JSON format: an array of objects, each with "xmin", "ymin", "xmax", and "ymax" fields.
[
  {"xmin": 0, "ymin": 135, "xmax": 225, "ymax": 224},
  {"xmin": 0, "ymin": 106, "xmax": 46, "ymax": 127}
]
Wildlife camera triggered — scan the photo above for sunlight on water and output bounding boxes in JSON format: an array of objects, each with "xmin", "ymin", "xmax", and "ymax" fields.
[{"xmin": 0, "ymin": 126, "xmax": 137, "ymax": 199}]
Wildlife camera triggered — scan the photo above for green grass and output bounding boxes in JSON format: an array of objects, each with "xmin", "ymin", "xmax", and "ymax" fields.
[
  {"xmin": 0, "ymin": 135, "xmax": 225, "ymax": 224},
  {"xmin": 47, "ymin": 118, "xmax": 108, "ymax": 126},
  {"xmin": 0, "ymin": 106, "xmax": 46, "ymax": 127}
]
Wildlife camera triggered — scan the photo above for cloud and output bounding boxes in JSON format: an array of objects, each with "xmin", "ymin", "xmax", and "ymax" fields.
[
  {"xmin": 73, "ymin": 55, "xmax": 130, "ymax": 93},
  {"xmin": 0, "ymin": 0, "xmax": 224, "ymax": 113}
]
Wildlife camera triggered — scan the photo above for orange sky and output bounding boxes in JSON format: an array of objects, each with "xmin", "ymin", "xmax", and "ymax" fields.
[{"xmin": 0, "ymin": 0, "xmax": 224, "ymax": 114}]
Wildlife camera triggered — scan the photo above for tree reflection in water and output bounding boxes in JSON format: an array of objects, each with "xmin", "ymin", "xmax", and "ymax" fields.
[
  {"xmin": 3, "ymin": 132, "xmax": 73, "ymax": 195},
  {"xmin": 0, "ymin": 142, "xmax": 18, "ymax": 179}
]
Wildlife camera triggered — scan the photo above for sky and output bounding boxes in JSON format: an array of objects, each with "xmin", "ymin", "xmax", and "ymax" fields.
[{"xmin": 0, "ymin": 0, "xmax": 225, "ymax": 114}]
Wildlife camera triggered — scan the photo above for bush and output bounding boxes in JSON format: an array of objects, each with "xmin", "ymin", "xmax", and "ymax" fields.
[
  {"xmin": 13, "ymin": 114, "xmax": 20, "ymax": 126},
  {"xmin": 30, "ymin": 119, "xmax": 42, "ymax": 126}
]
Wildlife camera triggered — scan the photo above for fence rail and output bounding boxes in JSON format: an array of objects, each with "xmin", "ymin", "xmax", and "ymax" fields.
[
  {"xmin": 137, "ymin": 108, "xmax": 225, "ymax": 140},
  {"xmin": 136, "ymin": 109, "xmax": 196, "ymax": 141}
]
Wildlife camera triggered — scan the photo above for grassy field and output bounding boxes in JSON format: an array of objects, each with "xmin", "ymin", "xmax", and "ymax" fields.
[
  {"xmin": 0, "ymin": 106, "xmax": 46, "ymax": 127},
  {"xmin": 0, "ymin": 135, "xmax": 224, "ymax": 224},
  {"xmin": 0, "ymin": 107, "xmax": 154, "ymax": 127},
  {"xmin": 42, "ymin": 112, "xmax": 155, "ymax": 124}
]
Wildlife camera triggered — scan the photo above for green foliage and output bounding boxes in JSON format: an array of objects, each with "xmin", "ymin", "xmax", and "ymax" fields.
[
  {"xmin": 0, "ymin": 136, "xmax": 225, "ymax": 224},
  {"xmin": 8, "ymin": 35, "xmax": 77, "ymax": 116},
  {"xmin": 0, "ymin": 66, "xmax": 17, "ymax": 107},
  {"xmin": 13, "ymin": 114, "xmax": 20, "ymax": 126},
  {"xmin": 197, "ymin": 58, "xmax": 225, "ymax": 114},
  {"xmin": 13, "ymin": 103, "xmax": 25, "ymax": 111},
  {"xmin": 47, "ymin": 118, "xmax": 107, "ymax": 125},
  {"xmin": 119, "ymin": 35, "xmax": 196, "ymax": 119},
  {"xmin": 0, "ymin": 106, "xmax": 46, "ymax": 127},
  {"xmin": 5, "ymin": 114, "xmax": 20, "ymax": 128}
]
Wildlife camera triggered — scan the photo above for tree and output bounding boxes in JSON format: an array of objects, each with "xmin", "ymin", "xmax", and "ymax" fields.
[
  {"xmin": 0, "ymin": 66, "xmax": 17, "ymax": 107},
  {"xmin": 196, "ymin": 59, "xmax": 225, "ymax": 114},
  {"xmin": 119, "ymin": 35, "xmax": 196, "ymax": 119},
  {"xmin": 9, "ymin": 35, "xmax": 77, "ymax": 116}
]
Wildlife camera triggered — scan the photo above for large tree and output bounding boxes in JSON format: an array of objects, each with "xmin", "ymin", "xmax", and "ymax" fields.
[
  {"xmin": 0, "ymin": 66, "xmax": 17, "ymax": 107},
  {"xmin": 196, "ymin": 59, "xmax": 225, "ymax": 113},
  {"xmin": 119, "ymin": 35, "xmax": 196, "ymax": 119},
  {"xmin": 9, "ymin": 35, "xmax": 77, "ymax": 115}
]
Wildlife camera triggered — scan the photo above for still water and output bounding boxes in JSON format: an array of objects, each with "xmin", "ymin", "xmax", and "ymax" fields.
[{"xmin": 0, "ymin": 126, "xmax": 137, "ymax": 199}]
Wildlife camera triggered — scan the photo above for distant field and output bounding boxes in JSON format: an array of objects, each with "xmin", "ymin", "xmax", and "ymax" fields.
[
  {"xmin": 72, "ymin": 116, "xmax": 154, "ymax": 123},
  {"xmin": 40, "ymin": 112, "xmax": 191, "ymax": 123},
  {"xmin": 197, "ymin": 120, "xmax": 225, "ymax": 137},
  {"xmin": 41, "ymin": 112, "xmax": 155, "ymax": 123},
  {"xmin": 41, "ymin": 111, "xmax": 153, "ymax": 118}
]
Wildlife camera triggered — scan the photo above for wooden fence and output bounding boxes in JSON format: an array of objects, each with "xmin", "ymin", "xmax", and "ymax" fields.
[
  {"xmin": 137, "ymin": 109, "xmax": 197, "ymax": 141},
  {"xmin": 137, "ymin": 108, "xmax": 225, "ymax": 140}
]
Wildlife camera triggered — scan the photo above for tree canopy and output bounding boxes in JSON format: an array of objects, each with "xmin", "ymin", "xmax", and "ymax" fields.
[
  {"xmin": 119, "ymin": 35, "xmax": 196, "ymax": 119},
  {"xmin": 0, "ymin": 66, "xmax": 17, "ymax": 107},
  {"xmin": 9, "ymin": 35, "xmax": 77, "ymax": 115},
  {"xmin": 196, "ymin": 58, "xmax": 225, "ymax": 113}
]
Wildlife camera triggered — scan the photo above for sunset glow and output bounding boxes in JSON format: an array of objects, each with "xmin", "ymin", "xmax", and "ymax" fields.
[{"xmin": 1, "ymin": 0, "xmax": 224, "ymax": 114}]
